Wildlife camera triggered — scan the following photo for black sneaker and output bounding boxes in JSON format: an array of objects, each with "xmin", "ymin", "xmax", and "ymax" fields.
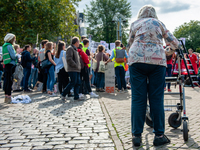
[
  {"xmin": 153, "ymin": 134, "xmax": 170, "ymax": 146},
  {"xmin": 132, "ymin": 136, "xmax": 142, "ymax": 147}
]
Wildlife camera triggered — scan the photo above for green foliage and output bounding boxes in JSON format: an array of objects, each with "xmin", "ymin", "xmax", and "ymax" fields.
[
  {"xmin": 0, "ymin": 0, "xmax": 81, "ymax": 46},
  {"xmin": 84, "ymin": 0, "xmax": 131, "ymax": 45},
  {"xmin": 196, "ymin": 48, "xmax": 200, "ymax": 53},
  {"xmin": 173, "ymin": 20, "xmax": 200, "ymax": 51}
]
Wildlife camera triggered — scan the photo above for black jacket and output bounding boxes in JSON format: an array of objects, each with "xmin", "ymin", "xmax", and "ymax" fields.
[{"xmin": 21, "ymin": 50, "xmax": 35, "ymax": 69}]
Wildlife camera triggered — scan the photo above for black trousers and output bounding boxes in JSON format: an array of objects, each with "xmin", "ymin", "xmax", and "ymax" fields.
[
  {"xmin": 41, "ymin": 68, "xmax": 47, "ymax": 91},
  {"xmin": 80, "ymin": 66, "xmax": 92, "ymax": 94},
  {"xmin": 4, "ymin": 64, "xmax": 15, "ymax": 95},
  {"xmin": 58, "ymin": 68, "xmax": 69, "ymax": 93}
]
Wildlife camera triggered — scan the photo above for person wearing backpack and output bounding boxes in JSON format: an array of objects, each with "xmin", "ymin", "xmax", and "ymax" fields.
[
  {"xmin": 164, "ymin": 46, "xmax": 174, "ymax": 92},
  {"xmin": 78, "ymin": 44, "xmax": 99, "ymax": 98},
  {"xmin": 105, "ymin": 40, "xmax": 128, "ymax": 93},
  {"xmin": 2, "ymin": 33, "xmax": 18, "ymax": 103}
]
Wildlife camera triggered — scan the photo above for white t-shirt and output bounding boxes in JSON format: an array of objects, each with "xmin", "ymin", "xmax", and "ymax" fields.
[{"xmin": 39, "ymin": 48, "xmax": 45, "ymax": 61}]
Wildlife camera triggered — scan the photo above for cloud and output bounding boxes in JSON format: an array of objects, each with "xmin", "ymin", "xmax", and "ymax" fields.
[{"xmin": 129, "ymin": 0, "xmax": 191, "ymax": 17}]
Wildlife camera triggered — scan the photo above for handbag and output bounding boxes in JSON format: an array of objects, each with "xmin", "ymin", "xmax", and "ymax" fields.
[
  {"xmin": 62, "ymin": 51, "xmax": 68, "ymax": 72},
  {"xmin": 41, "ymin": 59, "xmax": 52, "ymax": 69},
  {"xmin": 98, "ymin": 54, "xmax": 106, "ymax": 73}
]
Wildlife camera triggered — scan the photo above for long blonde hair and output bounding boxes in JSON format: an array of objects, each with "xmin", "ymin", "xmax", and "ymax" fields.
[{"xmin": 45, "ymin": 42, "xmax": 53, "ymax": 53}]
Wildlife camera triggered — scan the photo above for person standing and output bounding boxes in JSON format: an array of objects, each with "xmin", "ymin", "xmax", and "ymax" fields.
[
  {"xmin": 44, "ymin": 42, "xmax": 57, "ymax": 96},
  {"xmin": 21, "ymin": 45, "xmax": 35, "ymax": 92},
  {"xmin": 127, "ymin": 5, "xmax": 179, "ymax": 147},
  {"xmin": 54, "ymin": 41, "xmax": 69, "ymax": 94},
  {"xmin": 188, "ymin": 48, "xmax": 198, "ymax": 74},
  {"xmin": 78, "ymin": 44, "xmax": 99, "ymax": 98},
  {"xmin": 60, "ymin": 37, "xmax": 82, "ymax": 101},
  {"xmin": 38, "ymin": 40, "xmax": 49, "ymax": 93},
  {"xmin": 2, "ymin": 33, "xmax": 18, "ymax": 103},
  {"xmin": 164, "ymin": 46, "xmax": 175, "ymax": 92},
  {"xmin": 95, "ymin": 45, "xmax": 108, "ymax": 92},
  {"xmin": 28, "ymin": 48, "xmax": 39, "ymax": 89},
  {"xmin": 105, "ymin": 40, "xmax": 128, "ymax": 93}
]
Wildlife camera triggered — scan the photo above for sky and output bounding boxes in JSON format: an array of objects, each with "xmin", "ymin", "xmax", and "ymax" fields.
[{"xmin": 77, "ymin": 0, "xmax": 200, "ymax": 33}]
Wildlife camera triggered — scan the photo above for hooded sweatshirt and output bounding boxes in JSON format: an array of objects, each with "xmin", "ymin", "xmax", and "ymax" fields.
[{"xmin": 21, "ymin": 50, "xmax": 35, "ymax": 69}]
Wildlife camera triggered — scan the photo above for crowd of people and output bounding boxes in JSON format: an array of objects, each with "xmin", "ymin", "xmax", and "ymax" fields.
[
  {"xmin": 1, "ymin": 4, "xmax": 200, "ymax": 147},
  {"xmin": 1, "ymin": 33, "xmax": 131, "ymax": 103}
]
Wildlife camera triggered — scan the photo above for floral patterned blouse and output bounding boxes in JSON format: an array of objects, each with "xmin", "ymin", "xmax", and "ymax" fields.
[{"xmin": 127, "ymin": 18, "xmax": 179, "ymax": 67}]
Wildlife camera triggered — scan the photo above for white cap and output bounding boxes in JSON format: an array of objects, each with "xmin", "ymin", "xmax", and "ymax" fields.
[{"xmin": 4, "ymin": 33, "xmax": 15, "ymax": 42}]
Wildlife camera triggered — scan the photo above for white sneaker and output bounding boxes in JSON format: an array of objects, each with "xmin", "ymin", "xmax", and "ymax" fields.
[
  {"xmin": 90, "ymin": 92, "xmax": 99, "ymax": 98},
  {"xmin": 49, "ymin": 93, "xmax": 57, "ymax": 97},
  {"xmin": 79, "ymin": 93, "xmax": 85, "ymax": 99}
]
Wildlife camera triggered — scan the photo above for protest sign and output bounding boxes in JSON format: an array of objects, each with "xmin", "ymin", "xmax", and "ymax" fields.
[
  {"xmin": 100, "ymin": 41, "xmax": 106, "ymax": 47},
  {"xmin": 105, "ymin": 43, "xmax": 109, "ymax": 50},
  {"xmin": 110, "ymin": 43, "xmax": 115, "ymax": 50},
  {"xmin": 105, "ymin": 62, "xmax": 115, "ymax": 93},
  {"xmin": 179, "ymin": 38, "xmax": 186, "ymax": 45}
]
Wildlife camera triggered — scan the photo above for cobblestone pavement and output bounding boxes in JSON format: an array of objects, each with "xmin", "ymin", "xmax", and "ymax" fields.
[
  {"xmin": 99, "ymin": 86, "xmax": 200, "ymax": 150},
  {"xmin": 0, "ymin": 90, "xmax": 115, "ymax": 150}
]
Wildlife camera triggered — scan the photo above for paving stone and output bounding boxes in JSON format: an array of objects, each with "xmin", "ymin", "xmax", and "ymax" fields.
[
  {"xmin": 53, "ymin": 144, "xmax": 74, "ymax": 149},
  {"xmin": 1, "ymin": 143, "xmax": 23, "ymax": 147},
  {"xmin": 32, "ymin": 145, "xmax": 54, "ymax": 150},
  {"xmin": 45, "ymin": 141, "xmax": 65, "ymax": 145},
  {"xmin": 10, "ymin": 147, "xmax": 32, "ymax": 150},
  {"xmin": 10, "ymin": 139, "xmax": 30, "ymax": 143},
  {"xmin": 0, "ymin": 140, "xmax": 9, "ymax": 144},
  {"xmin": 23, "ymin": 142, "xmax": 45, "ymax": 146},
  {"xmin": 0, "ymin": 91, "xmax": 114, "ymax": 149},
  {"xmin": 50, "ymin": 137, "xmax": 71, "ymax": 141},
  {"xmin": 68, "ymin": 140, "xmax": 88, "ymax": 144}
]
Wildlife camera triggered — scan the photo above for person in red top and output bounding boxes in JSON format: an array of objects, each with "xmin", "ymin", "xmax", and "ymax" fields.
[
  {"xmin": 188, "ymin": 49, "xmax": 198, "ymax": 74},
  {"xmin": 164, "ymin": 46, "xmax": 175, "ymax": 92},
  {"xmin": 77, "ymin": 44, "xmax": 99, "ymax": 98}
]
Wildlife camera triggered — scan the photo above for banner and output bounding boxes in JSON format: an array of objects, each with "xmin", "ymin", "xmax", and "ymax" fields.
[{"xmin": 105, "ymin": 62, "xmax": 115, "ymax": 93}]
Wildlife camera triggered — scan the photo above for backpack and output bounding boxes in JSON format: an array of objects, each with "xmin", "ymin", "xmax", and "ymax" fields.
[
  {"xmin": 115, "ymin": 49, "xmax": 125, "ymax": 63},
  {"xmin": 13, "ymin": 64, "xmax": 24, "ymax": 82},
  {"xmin": 166, "ymin": 54, "xmax": 173, "ymax": 61}
]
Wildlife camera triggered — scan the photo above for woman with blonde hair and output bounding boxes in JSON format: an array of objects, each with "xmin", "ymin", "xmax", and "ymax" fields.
[
  {"xmin": 127, "ymin": 5, "xmax": 179, "ymax": 146},
  {"xmin": 45, "ymin": 42, "xmax": 56, "ymax": 96},
  {"xmin": 2, "ymin": 33, "xmax": 18, "ymax": 103}
]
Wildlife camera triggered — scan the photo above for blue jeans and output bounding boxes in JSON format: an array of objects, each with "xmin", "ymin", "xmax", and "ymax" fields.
[
  {"xmin": 129, "ymin": 63, "xmax": 166, "ymax": 136},
  {"xmin": 165, "ymin": 64, "xmax": 172, "ymax": 89},
  {"xmin": 28, "ymin": 68, "xmax": 38, "ymax": 88},
  {"xmin": 91, "ymin": 69, "xmax": 95, "ymax": 85},
  {"xmin": 96, "ymin": 72, "xmax": 104, "ymax": 89},
  {"xmin": 115, "ymin": 66, "xmax": 126, "ymax": 90},
  {"xmin": 23, "ymin": 67, "xmax": 31, "ymax": 91},
  {"xmin": 62, "ymin": 72, "xmax": 80, "ymax": 100},
  {"xmin": 47, "ymin": 65, "xmax": 55, "ymax": 92}
]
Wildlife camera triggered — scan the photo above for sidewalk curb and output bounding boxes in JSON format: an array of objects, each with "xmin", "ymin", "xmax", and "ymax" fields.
[{"xmin": 99, "ymin": 98, "xmax": 124, "ymax": 150}]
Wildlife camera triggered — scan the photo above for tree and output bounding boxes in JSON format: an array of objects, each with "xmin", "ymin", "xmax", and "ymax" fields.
[
  {"xmin": 84, "ymin": 0, "xmax": 131, "ymax": 45},
  {"xmin": 0, "ymin": 0, "xmax": 80, "ymax": 46},
  {"xmin": 173, "ymin": 20, "xmax": 200, "ymax": 51}
]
